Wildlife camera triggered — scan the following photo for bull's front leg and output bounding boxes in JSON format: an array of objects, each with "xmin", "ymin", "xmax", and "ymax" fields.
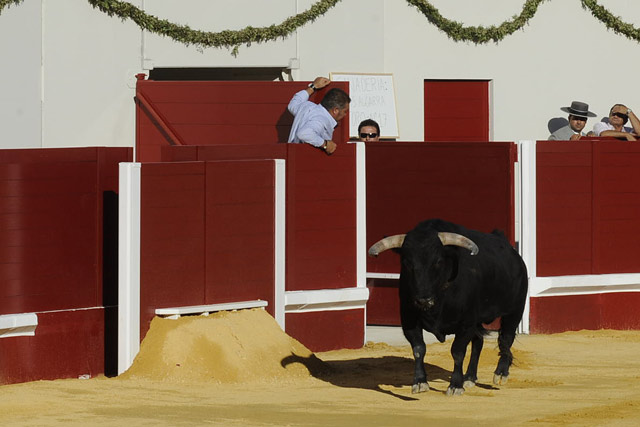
[
  {"xmin": 447, "ymin": 333, "xmax": 472, "ymax": 396},
  {"xmin": 403, "ymin": 325, "xmax": 428, "ymax": 394}
]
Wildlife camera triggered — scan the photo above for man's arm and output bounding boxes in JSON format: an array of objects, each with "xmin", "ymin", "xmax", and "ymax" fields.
[
  {"xmin": 288, "ymin": 76, "xmax": 331, "ymax": 116},
  {"xmin": 626, "ymin": 108, "xmax": 640, "ymax": 135},
  {"xmin": 599, "ymin": 130, "xmax": 636, "ymax": 141},
  {"xmin": 296, "ymin": 119, "xmax": 327, "ymax": 147},
  {"xmin": 288, "ymin": 90, "xmax": 310, "ymax": 116}
]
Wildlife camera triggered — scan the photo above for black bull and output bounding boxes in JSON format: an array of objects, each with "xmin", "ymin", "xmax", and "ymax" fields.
[{"xmin": 368, "ymin": 219, "xmax": 528, "ymax": 396}]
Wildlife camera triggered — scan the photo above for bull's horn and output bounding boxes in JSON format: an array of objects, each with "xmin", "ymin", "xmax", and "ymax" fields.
[
  {"xmin": 438, "ymin": 232, "xmax": 479, "ymax": 255},
  {"xmin": 368, "ymin": 234, "xmax": 406, "ymax": 256}
]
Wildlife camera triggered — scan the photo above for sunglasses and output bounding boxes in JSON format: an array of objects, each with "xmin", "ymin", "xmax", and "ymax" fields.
[
  {"xmin": 570, "ymin": 116, "xmax": 587, "ymax": 122},
  {"xmin": 360, "ymin": 132, "xmax": 378, "ymax": 138},
  {"xmin": 612, "ymin": 112, "xmax": 629, "ymax": 120}
]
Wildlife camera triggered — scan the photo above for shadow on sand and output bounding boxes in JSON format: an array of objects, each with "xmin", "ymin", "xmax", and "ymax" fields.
[{"xmin": 281, "ymin": 352, "xmax": 500, "ymax": 400}]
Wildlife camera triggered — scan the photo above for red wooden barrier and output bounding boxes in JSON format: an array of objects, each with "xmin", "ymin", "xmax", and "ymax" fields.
[
  {"xmin": 158, "ymin": 144, "xmax": 360, "ymax": 351},
  {"xmin": 0, "ymin": 147, "xmax": 132, "ymax": 384},
  {"xmin": 160, "ymin": 143, "xmax": 358, "ymax": 292},
  {"xmin": 366, "ymin": 141, "xmax": 517, "ymax": 325},
  {"xmin": 138, "ymin": 160, "xmax": 278, "ymax": 339},
  {"xmin": 537, "ymin": 140, "xmax": 640, "ymax": 275},
  {"xmin": 135, "ymin": 77, "xmax": 349, "ymax": 162},
  {"xmin": 532, "ymin": 140, "xmax": 640, "ymax": 333}
]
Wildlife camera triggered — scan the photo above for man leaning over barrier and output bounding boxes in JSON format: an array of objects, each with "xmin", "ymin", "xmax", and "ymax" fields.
[
  {"xmin": 287, "ymin": 76, "xmax": 350, "ymax": 155},
  {"xmin": 591, "ymin": 104, "xmax": 640, "ymax": 141}
]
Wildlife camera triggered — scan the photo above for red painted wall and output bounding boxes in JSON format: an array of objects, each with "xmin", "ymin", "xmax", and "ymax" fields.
[
  {"xmin": 135, "ymin": 78, "xmax": 349, "ymax": 162},
  {"xmin": 0, "ymin": 147, "xmax": 131, "ymax": 384},
  {"xmin": 537, "ymin": 141, "xmax": 640, "ymax": 276},
  {"xmin": 424, "ymin": 80, "xmax": 490, "ymax": 141},
  {"xmin": 365, "ymin": 142, "xmax": 516, "ymax": 325},
  {"xmin": 159, "ymin": 144, "xmax": 358, "ymax": 292},
  {"xmin": 138, "ymin": 160, "xmax": 278, "ymax": 339},
  {"xmin": 285, "ymin": 309, "xmax": 365, "ymax": 352},
  {"xmin": 530, "ymin": 292, "xmax": 640, "ymax": 333},
  {"xmin": 156, "ymin": 144, "xmax": 360, "ymax": 349}
]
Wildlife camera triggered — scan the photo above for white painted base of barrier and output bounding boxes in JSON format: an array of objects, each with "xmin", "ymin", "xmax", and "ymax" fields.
[
  {"xmin": 0, "ymin": 313, "xmax": 38, "ymax": 338},
  {"xmin": 155, "ymin": 300, "xmax": 268, "ymax": 318},
  {"xmin": 284, "ymin": 288, "xmax": 369, "ymax": 313},
  {"xmin": 530, "ymin": 273, "xmax": 640, "ymax": 297}
]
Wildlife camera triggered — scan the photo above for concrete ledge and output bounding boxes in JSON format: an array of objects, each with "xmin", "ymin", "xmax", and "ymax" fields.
[
  {"xmin": 285, "ymin": 287, "xmax": 369, "ymax": 313},
  {"xmin": 155, "ymin": 300, "xmax": 268, "ymax": 317},
  {"xmin": 0, "ymin": 313, "xmax": 38, "ymax": 338}
]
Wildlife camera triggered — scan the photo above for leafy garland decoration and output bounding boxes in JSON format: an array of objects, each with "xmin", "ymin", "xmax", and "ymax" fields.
[
  {"xmin": 2, "ymin": 0, "xmax": 640, "ymax": 52},
  {"xmin": 405, "ymin": 0, "xmax": 548, "ymax": 43},
  {"xmin": 581, "ymin": 0, "xmax": 640, "ymax": 42},
  {"xmin": 0, "ymin": 0, "xmax": 23, "ymax": 15},
  {"xmin": 86, "ymin": 0, "xmax": 342, "ymax": 56}
]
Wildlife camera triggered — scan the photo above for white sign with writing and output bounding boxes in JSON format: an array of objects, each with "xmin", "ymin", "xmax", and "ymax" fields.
[{"xmin": 330, "ymin": 72, "xmax": 399, "ymax": 139}]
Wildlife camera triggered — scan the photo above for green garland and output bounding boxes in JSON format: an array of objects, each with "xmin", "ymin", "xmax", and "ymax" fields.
[
  {"xmin": 86, "ymin": 0, "xmax": 342, "ymax": 56},
  {"xmin": 0, "ymin": 0, "xmax": 23, "ymax": 15},
  {"xmin": 581, "ymin": 0, "xmax": 640, "ymax": 42},
  {"xmin": 2, "ymin": 0, "xmax": 640, "ymax": 51},
  {"xmin": 405, "ymin": 0, "xmax": 547, "ymax": 43}
]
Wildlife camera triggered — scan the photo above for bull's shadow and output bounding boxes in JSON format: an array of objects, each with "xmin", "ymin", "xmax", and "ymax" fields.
[{"xmin": 281, "ymin": 352, "xmax": 455, "ymax": 401}]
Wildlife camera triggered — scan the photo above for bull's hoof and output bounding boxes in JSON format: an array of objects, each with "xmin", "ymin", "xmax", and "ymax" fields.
[
  {"xmin": 463, "ymin": 380, "xmax": 476, "ymax": 389},
  {"xmin": 493, "ymin": 373, "xmax": 509, "ymax": 386},
  {"xmin": 411, "ymin": 382, "xmax": 429, "ymax": 394},
  {"xmin": 446, "ymin": 386, "xmax": 465, "ymax": 396}
]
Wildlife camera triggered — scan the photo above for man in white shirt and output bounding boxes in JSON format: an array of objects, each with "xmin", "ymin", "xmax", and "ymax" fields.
[
  {"xmin": 287, "ymin": 76, "xmax": 350, "ymax": 155},
  {"xmin": 591, "ymin": 104, "xmax": 640, "ymax": 141}
]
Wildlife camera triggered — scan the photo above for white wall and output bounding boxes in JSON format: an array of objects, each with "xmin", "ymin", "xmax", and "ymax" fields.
[
  {"xmin": 1, "ymin": 0, "xmax": 640, "ymax": 149},
  {"xmin": 0, "ymin": 1, "xmax": 42, "ymax": 148}
]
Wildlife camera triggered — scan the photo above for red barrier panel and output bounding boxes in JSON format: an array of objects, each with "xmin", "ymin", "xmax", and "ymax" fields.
[
  {"xmin": 157, "ymin": 144, "xmax": 360, "ymax": 351},
  {"xmin": 366, "ymin": 141, "xmax": 516, "ymax": 275},
  {"xmin": 0, "ymin": 147, "xmax": 131, "ymax": 384},
  {"xmin": 365, "ymin": 141, "xmax": 517, "ymax": 325},
  {"xmin": 138, "ymin": 160, "xmax": 278, "ymax": 338},
  {"xmin": 135, "ymin": 78, "xmax": 349, "ymax": 162},
  {"xmin": 530, "ymin": 292, "xmax": 640, "ymax": 333},
  {"xmin": 160, "ymin": 144, "xmax": 358, "ymax": 292},
  {"xmin": 0, "ymin": 147, "xmax": 130, "ymax": 313},
  {"xmin": 537, "ymin": 140, "xmax": 640, "ymax": 275}
]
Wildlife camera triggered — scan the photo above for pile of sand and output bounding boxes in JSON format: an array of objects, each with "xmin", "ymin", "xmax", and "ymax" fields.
[{"xmin": 121, "ymin": 308, "xmax": 325, "ymax": 383}]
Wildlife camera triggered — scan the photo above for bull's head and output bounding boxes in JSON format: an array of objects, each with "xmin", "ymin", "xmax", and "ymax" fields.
[{"xmin": 368, "ymin": 232, "xmax": 479, "ymax": 311}]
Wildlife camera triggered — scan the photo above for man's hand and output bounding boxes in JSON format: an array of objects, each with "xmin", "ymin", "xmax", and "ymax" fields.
[
  {"xmin": 570, "ymin": 134, "xmax": 582, "ymax": 141},
  {"xmin": 322, "ymin": 140, "xmax": 337, "ymax": 155},
  {"xmin": 313, "ymin": 77, "xmax": 330, "ymax": 90}
]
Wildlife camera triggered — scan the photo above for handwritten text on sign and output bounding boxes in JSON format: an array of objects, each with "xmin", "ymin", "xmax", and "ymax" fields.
[{"xmin": 330, "ymin": 73, "xmax": 399, "ymax": 138}]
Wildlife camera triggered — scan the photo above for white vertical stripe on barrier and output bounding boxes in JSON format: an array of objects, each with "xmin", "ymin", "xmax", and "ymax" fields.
[
  {"xmin": 355, "ymin": 141, "xmax": 367, "ymax": 289},
  {"xmin": 118, "ymin": 162, "xmax": 141, "ymax": 375},
  {"xmin": 274, "ymin": 159, "xmax": 286, "ymax": 329},
  {"xmin": 519, "ymin": 140, "xmax": 537, "ymax": 334},
  {"xmin": 356, "ymin": 141, "xmax": 368, "ymax": 345}
]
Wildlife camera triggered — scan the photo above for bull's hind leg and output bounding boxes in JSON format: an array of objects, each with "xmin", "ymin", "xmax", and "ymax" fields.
[
  {"xmin": 463, "ymin": 333, "xmax": 484, "ymax": 389},
  {"xmin": 493, "ymin": 314, "xmax": 519, "ymax": 386}
]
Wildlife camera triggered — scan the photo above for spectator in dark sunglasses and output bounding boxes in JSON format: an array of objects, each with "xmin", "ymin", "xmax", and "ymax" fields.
[
  {"xmin": 591, "ymin": 104, "xmax": 640, "ymax": 141},
  {"xmin": 549, "ymin": 101, "xmax": 596, "ymax": 140},
  {"xmin": 358, "ymin": 119, "xmax": 380, "ymax": 142}
]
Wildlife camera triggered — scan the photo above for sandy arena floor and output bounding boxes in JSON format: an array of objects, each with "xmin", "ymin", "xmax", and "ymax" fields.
[{"xmin": 1, "ymin": 308, "xmax": 639, "ymax": 426}]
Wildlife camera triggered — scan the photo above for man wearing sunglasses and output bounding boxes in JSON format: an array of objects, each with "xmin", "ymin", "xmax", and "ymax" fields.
[
  {"xmin": 288, "ymin": 76, "xmax": 351, "ymax": 155},
  {"xmin": 358, "ymin": 119, "xmax": 380, "ymax": 142},
  {"xmin": 591, "ymin": 104, "xmax": 640, "ymax": 141},
  {"xmin": 548, "ymin": 101, "xmax": 596, "ymax": 140}
]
